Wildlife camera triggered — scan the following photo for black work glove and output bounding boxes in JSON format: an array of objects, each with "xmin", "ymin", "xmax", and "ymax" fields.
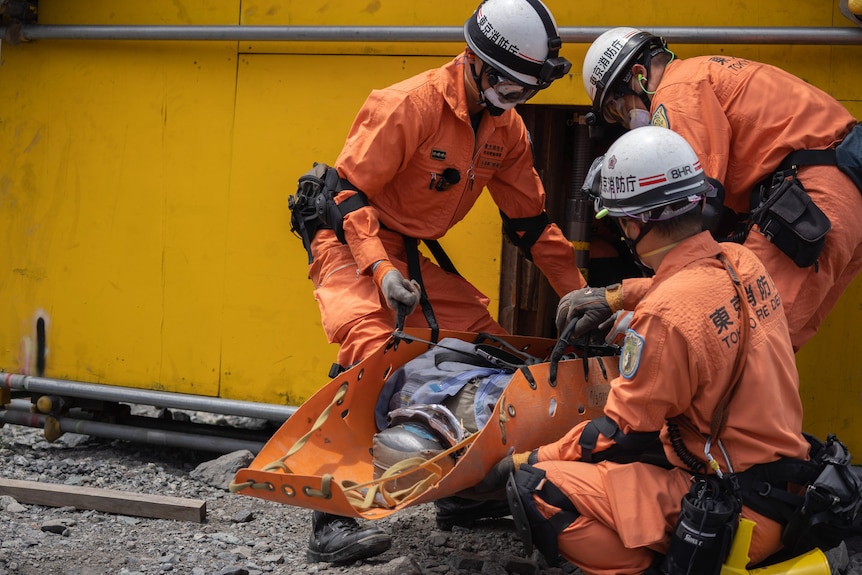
[
  {"xmin": 473, "ymin": 450, "xmax": 536, "ymax": 494},
  {"xmin": 555, "ymin": 284, "xmax": 624, "ymax": 340}
]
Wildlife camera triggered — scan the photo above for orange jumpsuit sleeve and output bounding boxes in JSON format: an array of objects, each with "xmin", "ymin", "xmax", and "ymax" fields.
[
  {"xmin": 652, "ymin": 57, "xmax": 856, "ymax": 214},
  {"xmin": 336, "ymin": 89, "xmax": 429, "ymax": 274},
  {"xmin": 652, "ymin": 72, "xmax": 733, "ymax": 186}
]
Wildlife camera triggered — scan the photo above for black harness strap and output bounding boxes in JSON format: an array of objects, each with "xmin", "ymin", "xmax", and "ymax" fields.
[
  {"xmin": 577, "ymin": 415, "xmax": 670, "ymax": 467},
  {"xmin": 500, "ymin": 210, "xmax": 551, "ymax": 262},
  {"xmin": 404, "ymin": 237, "xmax": 439, "ymax": 343},
  {"xmin": 578, "ymin": 415, "xmax": 622, "ymax": 463},
  {"xmin": 510, "ymin": 464, "xmax": 580, "ymax": 567},
  {"xmin": 778, "ymin": 149, "xmax": 838, "ymax": 172},
  {"xmin": 423, "ymin": 239, "xmax": 461, "ymax": 277}
]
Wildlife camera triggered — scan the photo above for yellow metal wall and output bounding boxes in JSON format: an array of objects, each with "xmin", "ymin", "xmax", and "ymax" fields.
[{"xmin": 0, "ymin": 1, "xmax": 859, "ymax": 452}]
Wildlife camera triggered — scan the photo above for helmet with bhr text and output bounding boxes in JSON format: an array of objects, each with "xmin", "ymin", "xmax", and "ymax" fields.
[
  {"xmin": 464, "ymin": 0, "xmax": 572, "ymax": 89},
  {"xmin": 597, "ymin": 126, "xmax": 712, "ymax": 220}
]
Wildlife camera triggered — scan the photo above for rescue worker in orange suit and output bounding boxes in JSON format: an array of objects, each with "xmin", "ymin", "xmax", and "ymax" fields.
[
  {"xmin": 476, "ymin": 127, "xmax": 811, "ymax": 574},
  {"xmin": 566, "ymin": 27, "xmax": 862, "ymax": 352},
  {"xmin": 299, "ymin": 0, "xmax": 585, "ymax": 564}
]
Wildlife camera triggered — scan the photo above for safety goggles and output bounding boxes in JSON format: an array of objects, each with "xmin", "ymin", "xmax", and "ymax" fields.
[{"xmin": 485, "ymin": 67, "xmax": 539, "ymax": 104}]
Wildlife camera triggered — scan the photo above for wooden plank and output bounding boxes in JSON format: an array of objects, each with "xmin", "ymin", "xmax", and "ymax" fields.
[{"xmin": 0, "ymin": 478, "xmax": 206, "ymax": 523}]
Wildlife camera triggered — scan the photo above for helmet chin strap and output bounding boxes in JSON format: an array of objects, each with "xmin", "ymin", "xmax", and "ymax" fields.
[
  {"xmin": 638, "ymin": 241, "xmax": 679, "ymax": 259},
  {"xmin": 469, "ymin": 61, "xmax": 507, "ymax": 117},
  {"xmin": 619, "ymin": 217, "xmax": 658, "ymax": 276}
]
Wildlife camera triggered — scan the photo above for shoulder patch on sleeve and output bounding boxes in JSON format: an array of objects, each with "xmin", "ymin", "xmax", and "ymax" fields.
[
  {"xmin": 619, "ymin": 329, "xmax": 645, "ymax": 379},
  {"xmin": 651, "ymin": 104, "xmax": 669, "ymax": 129}
]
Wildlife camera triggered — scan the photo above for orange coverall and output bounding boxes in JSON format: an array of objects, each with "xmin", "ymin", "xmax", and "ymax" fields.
[
  {"xmin": 310, "ymin": 54, "xmax": 585, "ymax": 367},
  {"xmin": 624, "ymin": 56, "xmax": 862, "ymax": 350},
  {"xmin": 534, "ymin": 232, "xmax": 809, "ymax": 575}
]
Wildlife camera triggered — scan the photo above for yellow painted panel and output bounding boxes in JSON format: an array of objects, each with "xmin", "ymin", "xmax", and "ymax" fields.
[
  {"xmin": 796, "ymin": 276, "xmax": 862, "ymax": 459},
  {"xmin": 38, "ymin": 0, "xmax": 238, "ymax": 25},
  {"xmin": 1, "ymin": 0, "xmax": 860, "ymax": 413},
  {"xmin": 0, "ymin": 39, "xmax": 239, "ymax": 394},
  {"xmin": 220, "ymin": 53, "xmax": 504, "ymax": 405}
]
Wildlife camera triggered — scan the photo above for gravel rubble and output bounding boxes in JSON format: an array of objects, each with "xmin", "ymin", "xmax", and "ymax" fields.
[{"xmin": 1, "ymin": 411, "xmax": 860, "ymax": 575}]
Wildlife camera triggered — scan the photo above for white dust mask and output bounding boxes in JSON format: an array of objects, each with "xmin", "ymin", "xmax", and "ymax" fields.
[
  {"xmin": 628, "ymin": 108, "xmax": 652, "ymax": 129},
  {"xmin": 483, "ymin": 88, "xmax": 520, "ymax": 112}
]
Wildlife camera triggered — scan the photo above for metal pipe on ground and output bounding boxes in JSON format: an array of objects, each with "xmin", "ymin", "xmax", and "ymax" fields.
[
  {"xmin": 1, "ymin": 25, "xmax": 861, "ymax": 45},
  {"xmin": 0, "ymin": 404, "xmax": 265, "ymax": 454},
  {"xmin": 2, "ymin": 374, "xmax": 296, "ymax": 422}
]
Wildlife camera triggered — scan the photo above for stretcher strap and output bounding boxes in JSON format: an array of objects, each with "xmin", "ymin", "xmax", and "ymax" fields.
[
  {"xmin": 227, "ymin": 382, "xmax": 349, "ymax": 493},
  {"xmin": 341, "ymin": 431, "xmax": 480, "ymax": 511}
]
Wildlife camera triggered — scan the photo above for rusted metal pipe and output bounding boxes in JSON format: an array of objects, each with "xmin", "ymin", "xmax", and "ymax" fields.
[
  {"xmin": 2, "ymin": 373, "xmax": 296, "ymax": 422},
  {"xmin": 0, "ymin": 404, "xmax": 265, "ymax": 453}
]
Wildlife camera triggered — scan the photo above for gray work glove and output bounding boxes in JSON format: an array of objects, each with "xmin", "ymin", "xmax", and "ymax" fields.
[
  {"xmin": 380, "ymin": 269, "xmax": 421, "ymax": 314},
  {"xmin": 555, "ymin": 284, "xmax": 624, "ymax": 340}
]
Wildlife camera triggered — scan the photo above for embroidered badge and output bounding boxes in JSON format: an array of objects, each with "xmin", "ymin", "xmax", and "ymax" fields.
[
  {"xmin": 651, "ymin": 104, "xmax": 669, "ymax": 129},
  {"xmin": 619, "ymin": 329, "xmax": 645, "ymax": 379},
  {"xmin": 431, "ymin": 149, "xmax": 447, "ymax": 161}
]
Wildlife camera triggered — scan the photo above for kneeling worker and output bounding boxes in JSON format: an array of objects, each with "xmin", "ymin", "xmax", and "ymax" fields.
[{"xmin": 477, "ymin": 127, "xmax": 813, "ymax": 574}]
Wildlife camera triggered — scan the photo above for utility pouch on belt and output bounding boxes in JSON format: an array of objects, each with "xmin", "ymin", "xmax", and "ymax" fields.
[
  {"xmin": 664, "ymin": 476, "xmax": 740, "ymax": 575},
  {"xmin": 288, "ymin": 162, "xmax": 368, "ymax": 264},
  {"xmin": 749, "ymin": 171, "xmax": 831, "ymax": 268},
  {"xmin": 735, "ymin": 433, "xmax": 862, "ymax": 555}
]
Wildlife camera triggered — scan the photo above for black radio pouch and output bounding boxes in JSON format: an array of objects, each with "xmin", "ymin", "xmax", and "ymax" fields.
[
  {"xmin": 664, "ymin": 476, "xmax": 740, "ymax": 575},
  {"xmin": 749, "ymin": 171, "xmax": 831, "ymax": 268}
]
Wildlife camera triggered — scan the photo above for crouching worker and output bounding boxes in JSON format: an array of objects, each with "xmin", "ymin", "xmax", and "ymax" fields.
[{"xmin": 475, "ymin": 127, "xmax": 815, "ymax": 574}]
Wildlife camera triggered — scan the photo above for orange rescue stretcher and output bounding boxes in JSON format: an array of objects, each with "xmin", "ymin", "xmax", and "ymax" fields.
[{"xmin": 230, "ymin": 327, "xmax": 616, "ymax": 520}]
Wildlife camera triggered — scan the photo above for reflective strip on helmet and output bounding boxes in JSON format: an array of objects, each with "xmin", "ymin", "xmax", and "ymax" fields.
[{"xmin": 597, "ymin": 127, "xmax": 712, "ymax": 218}]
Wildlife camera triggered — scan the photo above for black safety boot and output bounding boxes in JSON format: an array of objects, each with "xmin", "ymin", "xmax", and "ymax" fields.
[
  {"xmin": 434, "ymin": 495, "xmax": 512, "ymax": 531},
  {"xmin": 307, "ymin": 511, "xmax": 391, "ymax": 564}
]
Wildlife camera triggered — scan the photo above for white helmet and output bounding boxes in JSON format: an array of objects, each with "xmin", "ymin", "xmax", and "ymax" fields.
[
  {"xmin": 464, "ymin": 0, "xmax": 572, "ymax": 90},
  {"xmin": 596, "ymin": 126, "xmax": 712, "ymax": 219},
  {"xmin": 582, "ymin": 27, "xmax": 665, "ymax": 123}
]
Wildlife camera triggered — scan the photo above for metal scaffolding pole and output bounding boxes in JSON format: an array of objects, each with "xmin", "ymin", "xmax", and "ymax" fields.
[{"xmin": 1, "ymin": 24, "xmax": 860, "ymax": 45}]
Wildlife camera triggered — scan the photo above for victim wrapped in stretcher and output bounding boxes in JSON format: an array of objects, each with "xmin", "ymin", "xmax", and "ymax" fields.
[{"xmin": 231, "ymin": 327, "xmax": 616, "ymax": 520}]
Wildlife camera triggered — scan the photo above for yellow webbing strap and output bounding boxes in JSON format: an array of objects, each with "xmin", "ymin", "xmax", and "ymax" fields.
[
  {"xmin": 340, "ymin": 431, "xmax": 479, "ymax": 511},
  {"xmin": 262, "ymin": 382, "xmax": 350, "ymax": 474},
  {"xmin": 228, "ymin": 382, "xmax": 349, "ymax": 493}
]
